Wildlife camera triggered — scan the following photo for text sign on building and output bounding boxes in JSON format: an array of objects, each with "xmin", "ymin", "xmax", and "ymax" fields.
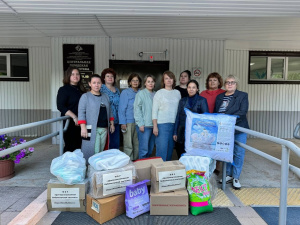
[{"xmin": 63, "ymin": 44, "xmax": 95, "ymax": 90}]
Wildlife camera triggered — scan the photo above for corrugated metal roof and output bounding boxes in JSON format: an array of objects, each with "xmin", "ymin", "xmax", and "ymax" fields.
[{"xmin": 1, "ymin": 0, "xmax": 300, "ymax": 39}]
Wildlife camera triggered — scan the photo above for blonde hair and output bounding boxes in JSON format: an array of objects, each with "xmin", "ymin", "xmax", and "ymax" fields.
[{"xmin": 224, "ymin": 74, "xmax": 239, "ymax": 88}]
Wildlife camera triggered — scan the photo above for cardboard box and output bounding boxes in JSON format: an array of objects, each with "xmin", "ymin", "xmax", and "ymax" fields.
[
  {"xmin": 151, "ymin": 161, "xmax": 186, "ymax": 193},
  {"xmin": 134, "ymin": 157, "xmax": 163, "ymax": 185},
  {"xmin": 88, "ymin": 162, "xmax": 136, "ymax": 199},
  {"xmin": 47, "ymin": 178, "xmax": 88, "ymax": 212},
  {"xmin": 86, "ymin": 194, "xmax": 125, "ymax": 224},
  {"xmin": 150, "ymin": 188, "xmax": 189, "ymax": 215}
]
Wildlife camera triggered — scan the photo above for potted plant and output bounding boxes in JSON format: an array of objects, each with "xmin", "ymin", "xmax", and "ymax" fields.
[{"xmin": 0, "ymin": 134, "xmax": 34, "ymax": 181}]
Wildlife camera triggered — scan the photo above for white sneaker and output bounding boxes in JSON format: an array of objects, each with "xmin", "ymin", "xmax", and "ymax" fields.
[
  {"xmin": 233, "ymin": 178, "xmax": 241, "ymax": 189},
  {"xmin": 219, "ymin": 176, "xmax": 233, "ymax": 184}
]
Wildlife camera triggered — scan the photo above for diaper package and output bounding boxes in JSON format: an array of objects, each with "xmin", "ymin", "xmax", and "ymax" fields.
[
  {"xmin": 187, "ymin": 170, "xmax": 213, "ymax": 215},
  {"xmin": 184, "ymin": 109, "xmax": 237, "ymax": 163},
  {"xmin": 125, "ymin": 180, "xmax": 150, "ymax": 219}
]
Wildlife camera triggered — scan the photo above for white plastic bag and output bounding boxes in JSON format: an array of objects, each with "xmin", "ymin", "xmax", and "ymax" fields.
[
  {"xmin": 184, "ymin": 109, "xmax": 237, "ymax": 163},
  {"xmin": 179, "ymin": 155, "xmax": 216, "ymax": 179},
  {"xmin": 50, "ymin": 149, "xmax": 86, "ymax": 185},
  {"xmin": 88, "ymin": 149, "xmax": 130, "ymax": 171}
]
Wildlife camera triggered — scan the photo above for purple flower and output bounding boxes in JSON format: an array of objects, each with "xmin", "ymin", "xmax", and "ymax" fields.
[
  {"xmin": 28, "ymin": 147, "xmax": 34, "ymax": 152},
  {"xmin": 19, "ymin": 138, "xmax": 24, "ymax": 142},
  {"xmin": 14, "ymin": 159, "xmax": 20, "ymax": 164},
  {"xmin": 11, "ymin": 143, "xmax": 18, "ymax": 147},
  {"xmin": 21, "ymin": 149, "xmax": 26, "ymax": 153}
]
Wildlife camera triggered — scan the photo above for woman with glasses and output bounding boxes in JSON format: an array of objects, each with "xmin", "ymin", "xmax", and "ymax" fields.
[
  {"xmin": 152, "ymin": 71, "xmax": 181, "ymax": 161},
  {"xmin": 215, "ymin": 75, "xmax": 249, "ymax": 190},
  {"xmin": 118, "ymin": 73, "xmax": 141, "ymax": 160}
]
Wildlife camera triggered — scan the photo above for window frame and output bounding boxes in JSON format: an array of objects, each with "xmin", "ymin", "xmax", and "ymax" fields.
[
  {"xmin": 248, "ymin": 51, "xmax": 300, "ymax": 84},
  {"xmin": 0, "ymin": 49, "xmax": 29, "ymax": 82}
]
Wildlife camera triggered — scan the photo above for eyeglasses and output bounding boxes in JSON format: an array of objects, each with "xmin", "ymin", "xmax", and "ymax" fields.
[{"xmin": 225, "ymin": 81, "xmax": 236, "ymax": 85}]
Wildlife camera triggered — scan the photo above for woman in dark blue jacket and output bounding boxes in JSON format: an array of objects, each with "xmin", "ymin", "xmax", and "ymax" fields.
[
  {"xmin": 173, "ymin": 80, "xmax": 209, "ymax": 158},
  {"xmin": 214, "ymin": 74, "xmax": 249, "ymax": 190}
]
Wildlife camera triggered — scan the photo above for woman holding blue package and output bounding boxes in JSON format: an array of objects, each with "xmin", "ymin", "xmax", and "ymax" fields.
[{"xmin": 173, "ymin": 80, "xmax": 209, "ymax": 158}]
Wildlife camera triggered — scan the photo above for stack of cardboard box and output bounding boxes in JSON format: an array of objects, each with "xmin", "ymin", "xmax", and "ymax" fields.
[
  {"xmin": 150, "ymin": 160, "xmax": 189, "ymax": 215},
  {"xmin": 47, "ymin": 157, "xmax": 191, "ymax": 224}
]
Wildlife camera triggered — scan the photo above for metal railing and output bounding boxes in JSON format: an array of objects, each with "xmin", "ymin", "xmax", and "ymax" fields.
[
  {"xmin": 0, "ymin": 116, "xmax": 70, "ymax": 158},
  {"xmin": 293, "ymin": 122, "xmax": 300, "ymax": 139},
  {"xmin": 221, "ymin": 125, "xmax": 300, "ymax": 225}
]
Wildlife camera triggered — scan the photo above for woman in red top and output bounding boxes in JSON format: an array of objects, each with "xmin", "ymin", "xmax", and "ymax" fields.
[
  {"xmin": 200, "ymin": 72, "xmax": 225, "ymax": 113},
  {"xmin": 200, "ymin": 72, "xmax": 225, "ymax": 175}
]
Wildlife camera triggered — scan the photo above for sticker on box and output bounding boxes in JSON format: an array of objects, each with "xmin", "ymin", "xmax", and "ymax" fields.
[
  {"xmin": 51, "ymin": 188, "xmax": 80, "ymax": 208},
  {"xmin": 103, "ymin": 170, "xmax": 133, "ymax": 196},
  {"xmin": 158, "ymin": 169, "xmax": 186, "ymax": 192}
]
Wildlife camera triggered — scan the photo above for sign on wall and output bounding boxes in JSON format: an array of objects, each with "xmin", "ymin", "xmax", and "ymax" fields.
[{"xmin": 63, "ymin": 44, "xmax": 95, "ymax": 90}]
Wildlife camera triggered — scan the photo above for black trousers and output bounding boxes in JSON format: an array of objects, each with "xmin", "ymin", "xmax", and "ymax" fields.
[
  {"xmin": 63, "ymin": 119, "xmax": 82, "ymax": 153},
  {"xmin": 175, "ymin": 142, "xmax": 186, "ymax": 159}
]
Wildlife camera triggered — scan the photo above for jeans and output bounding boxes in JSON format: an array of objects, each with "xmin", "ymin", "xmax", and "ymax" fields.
[
  {"xmin": 95, "ymin": 127, "xmax": 108, "ymax": 154},
  {"xmin": 136, "ymin": 126, "xmax": 155, "ymax": 159},
  {"xmin": 109, "ymin": 124, "xmax": 120, "ymax": 149},
  {"xmin": 227, "ymin": 132, "xmax": 247, "ymax": 179},
  {"xmin": 155, "ymin": 123, "xmax": 175, "ymax": 161}
]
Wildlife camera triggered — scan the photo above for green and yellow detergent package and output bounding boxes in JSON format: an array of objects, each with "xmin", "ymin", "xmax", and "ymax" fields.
[{"xmin": 187, "ymin": 170, "xmax": 213, "ymax": 215}]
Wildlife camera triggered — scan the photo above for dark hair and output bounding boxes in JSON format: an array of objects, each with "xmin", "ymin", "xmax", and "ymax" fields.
[
  {"xmin": 161, "ymin": 71, "xmax": 176, "ymax": 89},
  {"xmin": 205, "ymin": 72, "xmax": 223, "ymax": 90},
  {"xmin": 180, "ymin": 70, "xmax": 192, "ymax": 79},
  {"xmin": 101, "ymin": 68, "xmax": 117, "ymax": 86},
  {"xmin": 89, "ymin": 74, "xmax": 102, "ymax": 83},
  {"xmin": 63, "ymin": 66, "xmax": 86, "ymax": 93},
  {"xmin": 143, "ymin": 74, "xmax": 156, "ymax": 87},
  {"xmin": 187, "ymin": 79, "xmax": 199, "ymax": 90},
  {"xmin": 128, "ymin": 73, "xmax": 142, "ymax": 88}
]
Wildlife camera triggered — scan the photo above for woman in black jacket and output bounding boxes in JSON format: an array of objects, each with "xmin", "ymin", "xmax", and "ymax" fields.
[
  {"xmin": 173, "ymin": 80, "xmax": 209, "ymax": 158},
  {"xmin": 56, "ymin": 66, "xmax": 86, "ymax": 152},
  {"xmin": 214, "ymin": 74, "xmax": 249, "ymax": 190}
]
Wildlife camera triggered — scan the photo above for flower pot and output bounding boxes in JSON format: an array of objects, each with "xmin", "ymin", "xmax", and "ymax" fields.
[{"xmin": 0, "ymin": 160, "xmax": 15, "ymax": 181}]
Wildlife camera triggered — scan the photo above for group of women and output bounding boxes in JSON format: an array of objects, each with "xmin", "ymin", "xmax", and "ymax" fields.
[{"xmin": 57, "ymin": 67, "xmax": 249, "ymax": 189}]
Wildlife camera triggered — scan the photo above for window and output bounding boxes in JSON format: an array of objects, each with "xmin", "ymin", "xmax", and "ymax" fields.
[
  {"xmin": 0, "ymin": 49, "xmax": 29, "ymax": 81},
  {"xmin": 249, "ymin": 51, "xmax": 300, "ymax": 84}
]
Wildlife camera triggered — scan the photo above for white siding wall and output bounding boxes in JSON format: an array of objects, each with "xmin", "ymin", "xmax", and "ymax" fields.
[
  {"xmin": 111, "ymin": 37, "xmax": 224, "ymax": 91},
  {"xmin": 0, "ymin": 40, "xmax": 51, "ymax": 136},
  {"xmin": 225, "ymin": 41, "xmax": 300, "ymax": 138}
]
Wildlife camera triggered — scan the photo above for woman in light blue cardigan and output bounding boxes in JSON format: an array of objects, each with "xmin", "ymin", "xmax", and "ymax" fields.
[
  {"xmin": 118, "ymin": 73, "xmax": 141, "ymax": 160},
  {"xmin": 134, "ymin": 75, "xmax": 156, "ymax": 159}
]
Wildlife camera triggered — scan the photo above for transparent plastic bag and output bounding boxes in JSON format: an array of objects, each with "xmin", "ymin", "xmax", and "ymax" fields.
[
  {"xmin": 88, "ymin": 149, "xmax": 130, "ymax": 171},
  {"xmin": 50, "ymin": 149, "xmax": 86, "ymax": 185},
  {"xmin": 179, "ymin": 155, "xmax": 216, "ymax": 179}
]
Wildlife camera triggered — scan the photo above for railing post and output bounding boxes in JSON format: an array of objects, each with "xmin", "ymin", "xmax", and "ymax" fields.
[
  {"xmin": 59, "ymin": 120, "xmax": 64, "ymax": 156},
  {"xmin": 222, "ymin": 161, "xmax": 226, "ymax": 190},
  {"xmin": 279, "ymin": 145, "xmax": 289, "ymax": 225}
]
